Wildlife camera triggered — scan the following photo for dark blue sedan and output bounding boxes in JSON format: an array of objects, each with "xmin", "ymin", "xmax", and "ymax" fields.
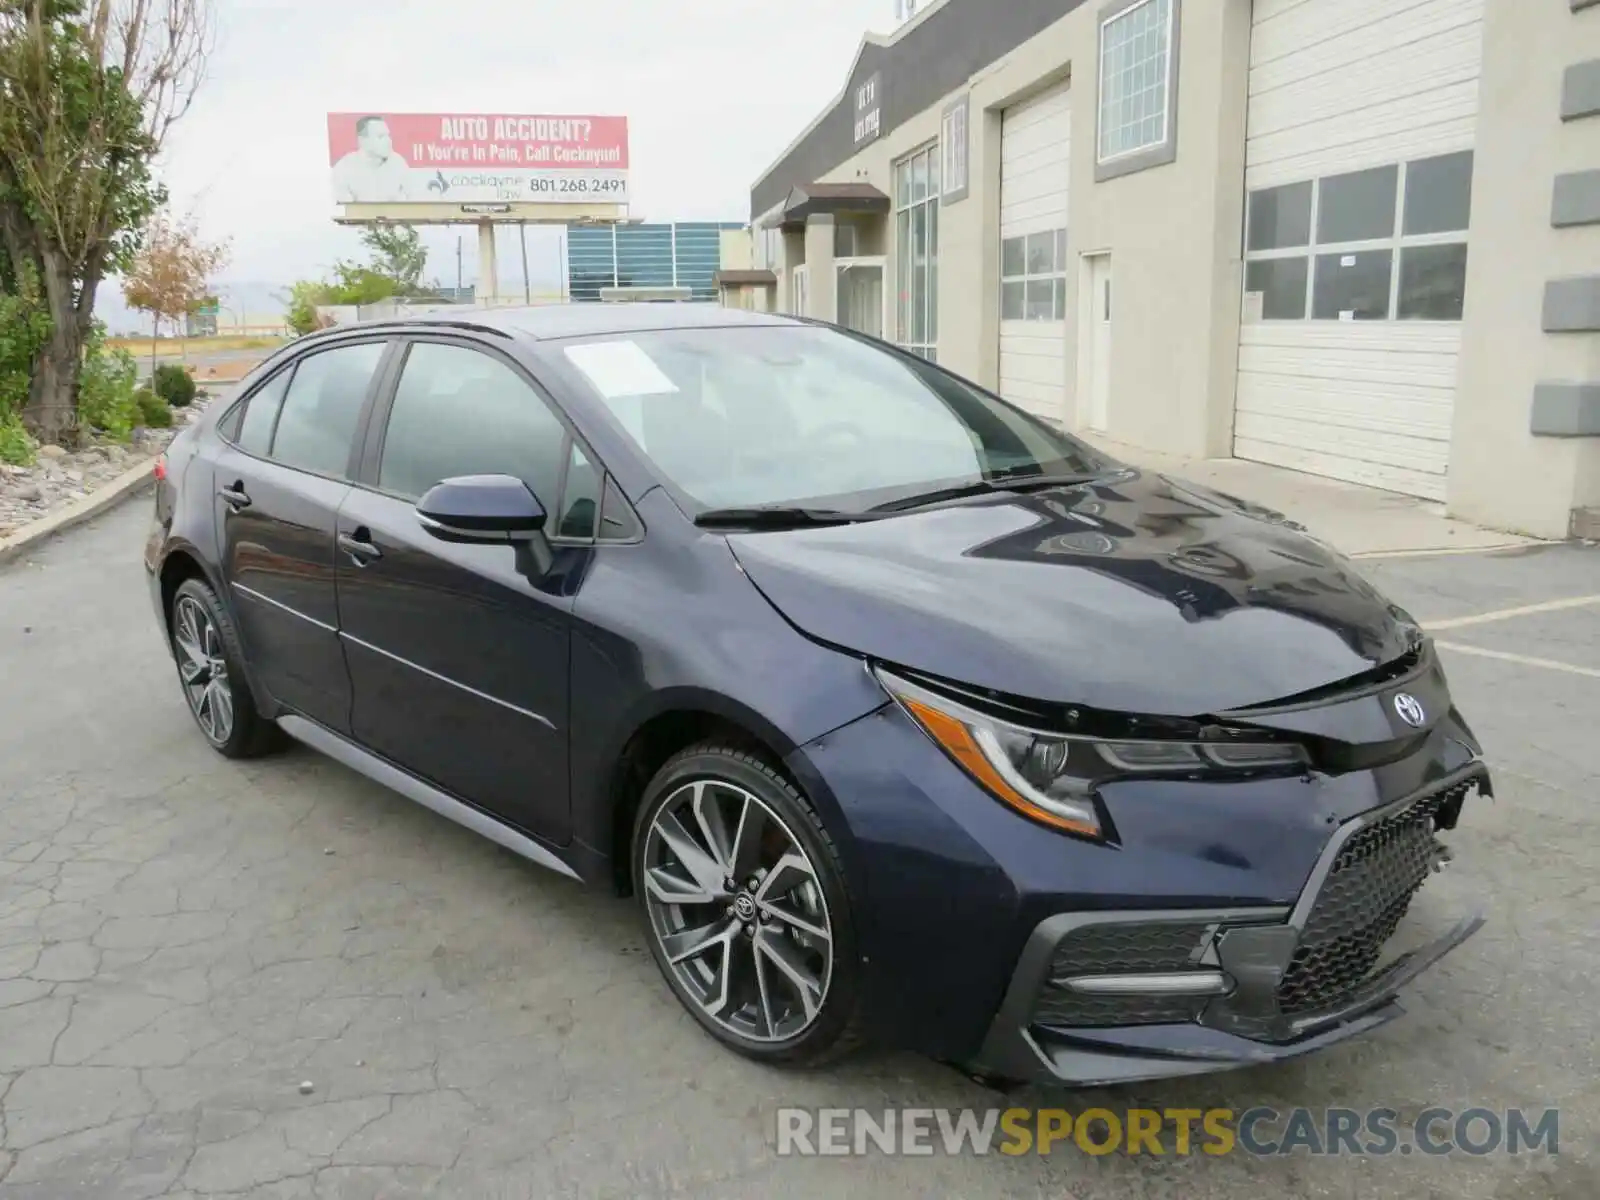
[{"xmin": 144, "ymin": 303, "xmax": 1491, "ymax": 1087}]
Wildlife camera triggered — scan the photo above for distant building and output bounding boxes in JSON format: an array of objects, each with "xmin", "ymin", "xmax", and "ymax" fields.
[{"xmin": 566, "ymin": 222, "xmax": 744, "ymax": 303}]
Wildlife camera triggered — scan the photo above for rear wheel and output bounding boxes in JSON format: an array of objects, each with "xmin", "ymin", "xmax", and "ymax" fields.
[
  {"xmin": 168, "ymin": 578, "xmax": 282, "ymax": 759},
  {"xmin": 633, "ymin": 743, "xmax": 864, "ymax": 1066}
]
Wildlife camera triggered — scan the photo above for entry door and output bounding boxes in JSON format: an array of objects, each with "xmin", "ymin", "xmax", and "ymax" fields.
[
  {"xmin": 335, "ymin": 338, "xmax": 580, "ymax": 843},
  {"xmin": 837, "ymin": 261, "xmax": 885, "ymax": 338},
  {"xmin": 213, "ymin": 339, "xmax": 390, "ymax": 732},
  {"xmin": 1081, "ymin": 254, "xmax": 1112, "ymax": 432}
]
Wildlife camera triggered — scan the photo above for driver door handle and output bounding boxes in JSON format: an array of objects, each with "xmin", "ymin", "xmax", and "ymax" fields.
[
  {"xmin": 337, "ymin": 530, "xmax": 382, "ymax": 565},
  {"xmin": 218, "ymin": 482, "xmax": 251, "ymax": 510}
]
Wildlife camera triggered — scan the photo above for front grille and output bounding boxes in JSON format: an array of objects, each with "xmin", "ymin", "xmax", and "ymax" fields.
[
  {"xmin": 1031, "ymin": 921, "xmax": 1214, "ymax": 1029},
  {"xmin": 1276, "ymin": 779, "xmax": 1474, "ymax": 1016}
]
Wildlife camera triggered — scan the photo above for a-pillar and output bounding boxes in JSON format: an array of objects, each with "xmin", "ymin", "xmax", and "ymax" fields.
[
  {"xmin": 803, "ymin": 213, "xmax": 836, "ymax": 322},
  {"xmin": 477, "ymin": 221, "xmax": 498, "ymax": 305}
]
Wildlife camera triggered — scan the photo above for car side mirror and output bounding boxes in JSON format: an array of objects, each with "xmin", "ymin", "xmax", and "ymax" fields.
[{"xmin": 415, "ymin": 474, "xmax": 548, "ymax": 544}]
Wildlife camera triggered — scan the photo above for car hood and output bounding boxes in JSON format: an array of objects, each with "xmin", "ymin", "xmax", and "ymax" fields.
[{"xmin": 724, "ymin": 469, "xmax": 1423, "ymax": 716}]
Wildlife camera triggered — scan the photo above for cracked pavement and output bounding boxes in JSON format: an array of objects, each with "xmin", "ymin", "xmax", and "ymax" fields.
[{"xmin": 1, "ymin": 502, "xmax": 1597, "ymax": 1197}]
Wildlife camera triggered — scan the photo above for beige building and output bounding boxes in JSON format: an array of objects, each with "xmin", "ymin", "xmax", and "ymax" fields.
[{"xmin": 747, "ymin": 0, "xmax": 1600, "ymax": 541}]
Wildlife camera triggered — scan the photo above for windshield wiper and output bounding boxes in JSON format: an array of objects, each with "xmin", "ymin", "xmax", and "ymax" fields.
[
  {"xmin": 870, "ymin": 470, "xmax": 1104, "ymax": 514},
  {"xmin": 694, "ymin": 506, "xmax": 880, "ymax": 530}
]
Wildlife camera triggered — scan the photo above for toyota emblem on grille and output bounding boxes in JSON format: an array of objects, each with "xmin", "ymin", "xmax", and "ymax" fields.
[{"xmin": 1393, "ymin": 692, "xmax": 1426, "ymax": 727}]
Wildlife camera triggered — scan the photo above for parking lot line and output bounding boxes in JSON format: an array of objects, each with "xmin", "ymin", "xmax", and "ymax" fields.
[
  {"xmin": 1422, "ymin": 594, "xmax": 1600, "ymax": 631},
  {"xmin": 1350, "ymin": 543, "xmax": 1541, "ymax": 561},
  {"xmin": 1433, "ymin": 640, "xmax": 1600, "ymax": 679}
]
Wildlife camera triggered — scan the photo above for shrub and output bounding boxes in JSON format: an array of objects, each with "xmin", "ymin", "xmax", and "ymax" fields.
[
  {"xmin": 77, "ymin": 325, "xmax": 141, "ymax": 443},
  {"xmin": 134, "ymin": 386, "xmax": 172, "ymax": 428},
  {"xmin": 0, "ymin": 413, "xmax": 35, "ymax": 466},
  {"xmin": 0, "ymin": 261, "xmax": 52, "ymax": 457},
  {"xmin": 152, "ymin": 362, "xmax": 197, "ymax": 407}
]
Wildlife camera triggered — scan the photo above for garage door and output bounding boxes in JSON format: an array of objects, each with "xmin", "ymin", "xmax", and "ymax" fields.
[
  {"xmin": 999, "ymin": 81, "xmax": 1071, "ymax": 422},
  {"xmin": 1235, "ymin": 0, "xmax": 1485, "ymax": 500}
]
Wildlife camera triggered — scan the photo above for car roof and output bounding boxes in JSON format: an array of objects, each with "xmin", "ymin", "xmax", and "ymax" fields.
[{"xmin": 304, "ymin": 302, "xmax": 802, "ymax": 344}]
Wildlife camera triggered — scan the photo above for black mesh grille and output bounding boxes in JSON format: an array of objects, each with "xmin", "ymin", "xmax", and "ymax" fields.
[
  {"xmin": 1048, "ymin": 922, "xmax": 1214, "ymax": 976},
  {"xmin": 1033, "ymin": 991, "xmax": 1208, "ymax": 1028},
  {"xmin": 1031, "ymin": 921, "xmax": 1214, "ymax": 1029},
  {"xmin": 1277, "ymin": 780, "xmax": 1473, "ymax": 1016}
]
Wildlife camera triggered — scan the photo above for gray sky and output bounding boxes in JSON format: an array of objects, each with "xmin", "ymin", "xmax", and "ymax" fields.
[{"xmin": 153, "ymin": 0, "xmax": 889, "ymax": 290}]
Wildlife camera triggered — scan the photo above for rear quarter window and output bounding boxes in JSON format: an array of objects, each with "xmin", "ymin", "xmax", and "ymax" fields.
[{"xmin": 235, "ymin": 369, "xmax": 293, "ymax": 457}]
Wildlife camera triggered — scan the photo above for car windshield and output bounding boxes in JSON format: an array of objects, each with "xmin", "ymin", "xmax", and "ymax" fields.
[{"xmin": 545, "ymin": 323, "xmax": 1113, "ymax": 513}]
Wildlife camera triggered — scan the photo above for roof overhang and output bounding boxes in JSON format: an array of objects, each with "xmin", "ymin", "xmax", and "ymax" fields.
[
  {"xmin": 760, "ymin": 182, "xmax": 891, "ymax": 231},
  {"xmin": 713, "ymin": 269, "xmax": 778, "ymax": 287}
]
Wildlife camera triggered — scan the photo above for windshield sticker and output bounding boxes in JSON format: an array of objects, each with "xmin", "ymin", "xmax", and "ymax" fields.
[{"xmin": 563, "ymin": 340, "xmax": 680, "ymax": 398}]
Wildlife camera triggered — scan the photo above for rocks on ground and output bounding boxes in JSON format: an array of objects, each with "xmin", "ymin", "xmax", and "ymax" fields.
[{"xmin": 0, "ymin": 395, "xmax": 215, "ymax": 539}]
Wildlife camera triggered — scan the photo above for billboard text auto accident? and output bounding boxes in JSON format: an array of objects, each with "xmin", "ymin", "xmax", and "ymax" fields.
[{"xmin": 327, "ymin": 112, "xmax": 630, "ymax": 206}]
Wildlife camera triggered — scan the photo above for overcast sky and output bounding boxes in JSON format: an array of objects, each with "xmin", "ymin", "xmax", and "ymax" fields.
[{"xmin": 152, "ymin": 0, "xmax": 891, "ymax": 291}]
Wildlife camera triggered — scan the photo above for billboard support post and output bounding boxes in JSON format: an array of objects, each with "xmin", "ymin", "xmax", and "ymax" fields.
[
  {"xmin": 477, "ymin": 222, "xmax": 497, "ymax": 303},
  {"xmin": 519, "ymin": 223, "xmax": 531, "ymax": 305}
]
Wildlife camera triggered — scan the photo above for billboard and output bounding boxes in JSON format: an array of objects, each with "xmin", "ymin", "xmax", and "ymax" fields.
[{"xmin": 326, "ymin": 113, "xmax": 630, "ymax": 206}]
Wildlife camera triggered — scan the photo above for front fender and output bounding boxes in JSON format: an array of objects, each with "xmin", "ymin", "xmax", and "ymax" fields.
[{"xmin": 564, "ymin": 499, "xmax": 891, "ymax": 881}]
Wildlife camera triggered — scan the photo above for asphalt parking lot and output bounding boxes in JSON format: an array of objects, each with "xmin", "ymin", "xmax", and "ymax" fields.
[{"xmin": 1, "ymin": 500, "xmax": 1596, "ymax": 1198}]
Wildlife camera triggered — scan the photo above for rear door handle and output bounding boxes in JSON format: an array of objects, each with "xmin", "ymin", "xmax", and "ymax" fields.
[
  {"xmin": 218, "ymin": 482, "xmax": 251, "ymax": 509},
  {"xmin": 337, "ymin": 531, "xmax": 382, "ymax": 565}
]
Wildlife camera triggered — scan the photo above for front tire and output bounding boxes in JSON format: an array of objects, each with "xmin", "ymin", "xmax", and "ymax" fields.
[
  {"xmin": 632, "ymin": 742, "xmax": 864, "ymax": 1067},
  {"xmin": 167, "ymin": 578, "xmax": 282, "ymax": 759}
]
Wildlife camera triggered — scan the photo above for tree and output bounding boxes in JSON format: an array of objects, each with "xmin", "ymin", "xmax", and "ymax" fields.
[
  {"xmin": 282, "ymin": 280, "xmax": 333, "ymax": 337},
  {"xmin": 121, "ymin": 209, "xmax": 228, "ymax": 365},
  {"xmin": 361, "ymin": 224, "xmax": 427, "ymax": 295},
  {"xmin": 0, "ymin": 0, "xmax": 213, "ymax": 445},
  {"xmin": 279, "ymin": 225, "xmax": 432, "ymax": 335}
]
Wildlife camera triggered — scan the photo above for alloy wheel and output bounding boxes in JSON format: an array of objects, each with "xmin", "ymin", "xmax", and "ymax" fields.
[
  {"xmin": 641, "ymin": 779, "xmax": 834, "ymax": 1043},
  {"xmin": 171, "ymin": 596, "xmax": 235, "ymax": 744}
]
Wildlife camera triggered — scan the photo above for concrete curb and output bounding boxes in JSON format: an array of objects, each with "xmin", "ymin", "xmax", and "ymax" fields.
[{"xmin": 0, "ymin": 458, "xmax": 158, "ymax": 568}]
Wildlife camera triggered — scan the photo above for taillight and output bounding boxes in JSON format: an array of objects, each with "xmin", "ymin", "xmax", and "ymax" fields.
[{"xmin": 153, "ymin": 455, "xmax": 167, "ymax": 481}]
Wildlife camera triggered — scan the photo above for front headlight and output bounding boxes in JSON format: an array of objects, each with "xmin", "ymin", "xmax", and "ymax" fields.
[{"xmin": 875, "ymin": 667, "xmax": 1309, "ymax": 842}]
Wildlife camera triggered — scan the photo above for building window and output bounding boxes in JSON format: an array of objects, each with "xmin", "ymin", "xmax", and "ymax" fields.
[
  {"xmin": 1096, "ymin": 0, "xmax": 1176, "ymax": 169},
  {"xmin": 894, "ymin": 142, "xmax": 940, "ymax": 361},
  {"xmin": 1243, "ymin": 150, "xmax": 1474, "ymax": 323},
  {"xmin": 757, "ymin": 226, "xmax": 784, "ymax": 272},
  {"xmin": 834, "ymin": 221, "xmax": 859, "ymax": 259},
  {"xmin": 1000, "ymin": 229, "xmax": 1068, "ymax": 321},
  {"xmin": 941, "ymin": 95, "xmax": 970, "ymax": 203}
]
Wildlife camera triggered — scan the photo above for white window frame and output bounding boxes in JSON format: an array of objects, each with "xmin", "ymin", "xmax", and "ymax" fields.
[
  {"xmin": 792, "ymin": 264, "xmax": 809, "ymax": 316},
  {"xmin": 1095, "ymin": 0, "xmax": 1178, "ymax": 178},
  {"xmin": 893, "ymin": 141, "xmax": 940, "ymax": 362},
  {"xmin": 1242, "ymin": 153, "xmax": 1474, "ymax": 325},
  {"xmin": 1000, "ymin": 229, "xmax": 1069, "ymax": 323},
  {"xmin": 941, "ymin": 95, "xmax": 970, "ymax": 203}
]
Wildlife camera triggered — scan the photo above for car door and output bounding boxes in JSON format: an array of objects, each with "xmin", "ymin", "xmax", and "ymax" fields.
[
  {"xmin": 212, "ymin": 338, "xmax": 393, "ymax": 731},
  {"xmin": 333, "ymin": 336, "xmax": 604, "ymax": 844}
]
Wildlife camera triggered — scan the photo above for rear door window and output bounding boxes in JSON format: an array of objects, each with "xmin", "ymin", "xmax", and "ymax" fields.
[{"xmin": 269, "ymin": 341, "xmax": 387, "ymax": 478}]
